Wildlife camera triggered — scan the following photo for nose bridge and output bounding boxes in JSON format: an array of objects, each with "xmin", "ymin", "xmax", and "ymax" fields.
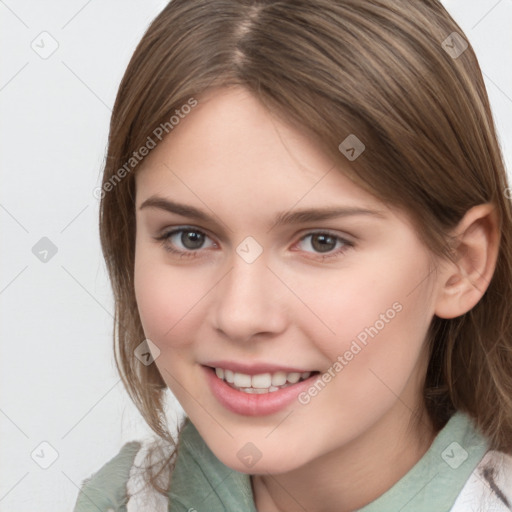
[{"xmin": 213, "ymin": 249, "xmax": 286, "ymax": 341}]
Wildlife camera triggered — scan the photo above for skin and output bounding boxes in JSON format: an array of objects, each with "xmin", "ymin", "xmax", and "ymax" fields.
[{"xmin": 133, "ymin": 86, "xmax": 499, "ymax": 511}]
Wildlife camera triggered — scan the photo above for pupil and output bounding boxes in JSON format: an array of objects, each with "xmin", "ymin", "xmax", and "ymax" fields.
[
  {"xmin": 182, "ymin": 231, "xmax": 204, "ymax": 249},
  {"xmin": 312, "ymin": 234, "xmax": 335, "ymax": 253}
]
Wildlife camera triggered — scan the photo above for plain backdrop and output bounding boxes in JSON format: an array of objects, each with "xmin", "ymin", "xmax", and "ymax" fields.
[{"xmin": 1, "ymin": 1, "xmax": 511, "ymax": 510}]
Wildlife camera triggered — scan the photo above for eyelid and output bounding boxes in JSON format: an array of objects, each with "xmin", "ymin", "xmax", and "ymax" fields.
[
  {"xmin": 155, "ymin": 225, "xmax": 355, "ymax": 261},
  {"xmin": 296, "ymin": 227, "xmax": 355, "ymax": 242},
  {"xmin": 158, "ymin": 224, "xmax": 217, "ymax": 240},
  {"xmin": 158, "ymin": 226, "xmax": 218, "ymax": 249},
  {"xmin": 293, "ymin": 230, "xmax": 354, "ymax": 259},
  {"xmin": 157, "ymin": 224, "xmax": 355, "ymax": 243}
]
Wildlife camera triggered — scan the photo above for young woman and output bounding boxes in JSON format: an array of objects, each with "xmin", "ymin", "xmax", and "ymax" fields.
[{"xmin": 74, "ymin": 1, "xmax": 512, "ymax": 510}]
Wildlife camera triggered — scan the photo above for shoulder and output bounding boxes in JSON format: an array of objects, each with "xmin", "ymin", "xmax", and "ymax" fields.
[
  {"xmin": 451, "ymin": 449, "xmax": 512, "ymax": 511},
  {"xmin": 125, "ymin": 435, "xmax": 174, "ymax": 512},
  {"xmin": 73, "ymin": 441, "xmax": 141, "ymax": 512},
  {"xmin": 73, "ymin": 438, "xmax": 171, "ymax": 512}
]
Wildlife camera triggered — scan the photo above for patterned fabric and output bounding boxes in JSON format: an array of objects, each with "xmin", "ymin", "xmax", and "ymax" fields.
[
  {"xmin": 73, "ymin": 412, "xmax": 512, "ymax": 512},
  {"xmin": 451, "ymin": 450, "xmax": 512, "ymax": 511},
  {"xmin": 72, "ymin": 441, "xmax": 141, "ymax": 512},
  {"xmin": 126, "ymin": 438, "xmax": 170, "ymax": 512}
]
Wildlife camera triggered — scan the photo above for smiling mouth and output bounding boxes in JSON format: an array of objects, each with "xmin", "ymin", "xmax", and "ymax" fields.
[{"xmin": 207, "ymin": 366, "xmax": 321, "ymax": 394}]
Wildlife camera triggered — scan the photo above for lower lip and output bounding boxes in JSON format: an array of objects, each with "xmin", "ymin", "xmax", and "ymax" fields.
[{"xmin": 202, "ymin": 365, "xmax": 319, "ymax": 416}]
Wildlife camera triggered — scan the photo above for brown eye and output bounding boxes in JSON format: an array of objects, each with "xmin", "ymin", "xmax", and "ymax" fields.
[
  {"xmin": 156, "ymin": 227, "xmax": 216, "ymax": 258},
  {"xmin": 310, "ymin": 233, "xmax": 337, "ymax": 253},
  {"xmin": 296, "ymin": 231, "xmax": 354, "ymax": 260},
  {"xmin": 180, "ymin": 230, "xmax": 206, "ymax": 250}
]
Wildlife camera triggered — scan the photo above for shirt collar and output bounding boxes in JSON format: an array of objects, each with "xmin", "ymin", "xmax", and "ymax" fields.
[
  {"xmin": 358, "ymin": 410, "xmax": 489, "ymax": 511},
  {"xmin": 168, "ymin": 411, "xmax": 489, "ymax": 512}
]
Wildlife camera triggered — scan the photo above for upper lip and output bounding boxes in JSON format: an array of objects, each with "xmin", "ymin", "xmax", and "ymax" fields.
[{"xmin": 203, "ymin": 360, "xmax": 318, "ymax": 375}]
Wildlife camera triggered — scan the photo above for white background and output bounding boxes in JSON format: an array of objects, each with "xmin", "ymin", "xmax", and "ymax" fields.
[{"xmin": 1, "ymin": 1, "xmax": 511, "ymax": 510}]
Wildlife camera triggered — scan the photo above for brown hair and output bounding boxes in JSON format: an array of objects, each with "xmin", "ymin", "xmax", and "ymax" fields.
[{"xmin": 99, "ymin": 0, "xmax": 512, "ymax": 496}]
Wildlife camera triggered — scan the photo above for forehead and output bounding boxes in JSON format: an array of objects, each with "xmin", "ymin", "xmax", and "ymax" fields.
[{"xmin": 135, "ymin": 86, "xmax": 386, "ymax": 213}]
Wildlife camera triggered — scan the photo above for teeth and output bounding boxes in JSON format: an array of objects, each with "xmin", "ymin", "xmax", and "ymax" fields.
[
  {"xmin": 213, "ymin": 367, "xmax": 313, "ymax": 392},
  {"xmin": 271, "ymin": 371, "xmax": 287, "ymax": 386},
  {"xmin": 233, "ymin": 373, "xmax": 252, "ymax": 388},
  {"xmin": 239, "ymin": 387, "xmax": 277, "ymax": 394},
  {"xmin": 287, "ymin": 372, "xmax": 301, "ymax": 384},
  {"xmin": 251, "ymin": 373, "xmax": 272, "ymax": 388}
]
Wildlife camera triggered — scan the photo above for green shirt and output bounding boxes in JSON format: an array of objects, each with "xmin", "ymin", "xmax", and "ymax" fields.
[{"xmin": 73, "ymin": 410, "xmax": 511, "ymax": 512}]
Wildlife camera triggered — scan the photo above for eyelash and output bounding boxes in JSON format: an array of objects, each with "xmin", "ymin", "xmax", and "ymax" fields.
[{"xmin": 154, "ymin": 227, "xmax": 354, "ymax": 261}]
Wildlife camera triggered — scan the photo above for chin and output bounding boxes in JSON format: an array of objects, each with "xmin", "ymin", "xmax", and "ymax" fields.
[{"xmin": 213, "ymin": 447, "xmax": 307, "ymax": 476}]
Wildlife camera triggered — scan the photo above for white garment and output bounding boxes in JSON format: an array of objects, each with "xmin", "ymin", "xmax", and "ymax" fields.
[
  {"xmin": 451, "ymin": 449, "xmax": 512, "ymax": 511},
  {"xmin": 126, "ymin": 437, "xmax": 172, "ymax": 512}
]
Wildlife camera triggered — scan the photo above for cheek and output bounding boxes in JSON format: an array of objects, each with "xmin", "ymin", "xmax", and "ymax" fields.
[
  {"xmin": 133, "ymin": 249, "xmax": 205, "ymax": 349},
  {"xmin": 285, "ymin": 261, "xmax": 414, "ymax": 353},
  {"xmin": 344, "ymin": 251, "xmax": 429, "ymax": 342},
  {"xmin": 293, "ymin": 251, "xmax": 433, "ymax": 397}
]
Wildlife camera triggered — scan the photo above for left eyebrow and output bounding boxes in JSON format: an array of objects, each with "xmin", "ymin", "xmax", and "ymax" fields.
[
  {"xmin": 138, "ymin": 196, "xmax": 387, "ymax": 229},
  {"xmin": 271, "ymin": 204, "xmax": 387, "ymax": 228}
]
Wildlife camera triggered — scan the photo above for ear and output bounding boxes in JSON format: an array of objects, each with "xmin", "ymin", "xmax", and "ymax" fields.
[{"xmin": 434, "ymin": 203, "xmax": 500, "ymax": 319}]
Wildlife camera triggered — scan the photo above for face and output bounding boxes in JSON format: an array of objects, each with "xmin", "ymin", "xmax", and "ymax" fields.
[{"xmin": 133, "ymin": 86, "xmax": 440, "ymax": 474}]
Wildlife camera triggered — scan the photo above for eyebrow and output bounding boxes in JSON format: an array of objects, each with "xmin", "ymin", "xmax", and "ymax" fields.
[{"xmin": 138, "ymin": 196, "xmax": 387, "ymax": 229}]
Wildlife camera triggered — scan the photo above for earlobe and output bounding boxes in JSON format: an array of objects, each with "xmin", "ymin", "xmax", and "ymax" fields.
[{"xmin": 434, "ymin": 203, "xmax": 500, "ymax": 319}]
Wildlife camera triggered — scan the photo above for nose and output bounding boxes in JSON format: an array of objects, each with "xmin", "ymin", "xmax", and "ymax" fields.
[{"xmin": 211, "ymin": 252, "xmax": 288, "ymax": 343}]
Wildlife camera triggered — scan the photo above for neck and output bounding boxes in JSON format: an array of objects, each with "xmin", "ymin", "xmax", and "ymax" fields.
[{"xmin": 251, "ymin": 403, "xmax": 437, "ymax": 512}]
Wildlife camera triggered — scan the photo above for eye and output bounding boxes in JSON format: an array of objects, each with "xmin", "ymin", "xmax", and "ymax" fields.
[
  {"xmin": 295, "ymin": 231, "xmax": 353, "ymax": 259},
  {"xmin": 155, "ymin": 227, "xmax": 216, "ymax": 258},
  {"xmin": 154, "ymin": 227, "xmax": 354, "ymax": 261}
]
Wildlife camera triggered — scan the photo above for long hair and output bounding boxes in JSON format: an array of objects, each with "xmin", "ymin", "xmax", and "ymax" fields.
[{"xmin": 98, "ymin": 0, "xmax": 512, "ymax": 495}]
